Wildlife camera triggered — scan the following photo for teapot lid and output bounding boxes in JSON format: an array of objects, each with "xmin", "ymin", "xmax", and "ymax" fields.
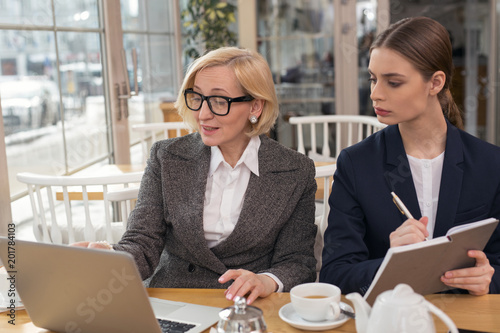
[
  {"xmin": 378, "ymin": 284, "xmax": 423, "ymax": 305},
  {"xmin": 218, "ymin": 296, "xmax": 264, "ymax": 322}
]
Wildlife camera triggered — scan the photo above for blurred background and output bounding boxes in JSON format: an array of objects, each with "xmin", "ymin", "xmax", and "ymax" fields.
[{"xmin": 1, "ymin": 0, "xmax": 499, "ymax": 236}]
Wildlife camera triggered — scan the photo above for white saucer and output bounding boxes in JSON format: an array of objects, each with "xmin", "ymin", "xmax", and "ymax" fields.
[{"xmin": 279, "ymin": 302, "xmax": 353, "ymax": 331}]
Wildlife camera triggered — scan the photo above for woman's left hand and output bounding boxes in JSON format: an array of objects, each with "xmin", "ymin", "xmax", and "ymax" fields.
[
  {"xmin": 218, "ymin": 269, "xmax": 277, "ymax": 305},
  {"xmin": 440, "ymin": 250, "xmax": 494, "ymax": 295}
]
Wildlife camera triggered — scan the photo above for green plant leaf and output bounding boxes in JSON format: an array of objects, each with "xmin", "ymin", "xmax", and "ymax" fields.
[{"xmin": 182, "ymin": 0, "xmax": 237, "ymax": 58}]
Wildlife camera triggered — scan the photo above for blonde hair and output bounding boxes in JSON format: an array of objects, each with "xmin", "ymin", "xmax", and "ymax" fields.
[{"xmin": 175, "ymin": 47, "xmax": 279, "ymax": 137}]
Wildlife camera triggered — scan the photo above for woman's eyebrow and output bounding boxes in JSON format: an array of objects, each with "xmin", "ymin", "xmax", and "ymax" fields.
[
  {"xmin": 191, "ymin": 85, "xmax": 230, "ymax": 95},
  {"xmin": 368, "ymin": 69, "xmax": 406, "ymax": 78}
]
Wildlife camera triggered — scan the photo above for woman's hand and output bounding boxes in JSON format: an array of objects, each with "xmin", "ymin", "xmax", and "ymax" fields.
[
  {"xmin": 440, "ymin": 250, "xmax": 494, "ymax": 296},
  {"xmin": 390, "ymin": 216, "xmax": 429, "ymax": 247},
  {"xmin": 218, "ymin": 269, "xmax": 277, "ymax": 305},
  {"xmin": 70, "ymin": 241, "xmax": 113, "ymax": 250}
]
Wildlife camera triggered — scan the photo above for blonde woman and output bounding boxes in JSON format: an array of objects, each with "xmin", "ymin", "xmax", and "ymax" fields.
[{"xmin": 75, "ymin": 47, "xmax": 317, "ymax": 304}]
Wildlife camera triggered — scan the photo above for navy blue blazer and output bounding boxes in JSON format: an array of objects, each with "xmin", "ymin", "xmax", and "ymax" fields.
[{"xmin": 320, "ymin": 121, "xmax": 500, "ymax": 295}]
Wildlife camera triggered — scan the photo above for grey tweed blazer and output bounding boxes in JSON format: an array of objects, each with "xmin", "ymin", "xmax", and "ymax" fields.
[{"xmin": 114, "ymin": 133, "xmax": 317, "ymax": 291}]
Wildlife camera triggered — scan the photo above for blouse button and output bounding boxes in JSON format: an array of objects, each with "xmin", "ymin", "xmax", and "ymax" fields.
[{"xmin": 188, "ymin": 264, "xmax": 196, "ymax": 272}]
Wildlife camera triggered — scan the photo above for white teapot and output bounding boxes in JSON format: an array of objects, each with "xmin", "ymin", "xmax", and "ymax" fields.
[{"xmin": 346, "ymin": 284, "xmax": 458, "ymax": 333}]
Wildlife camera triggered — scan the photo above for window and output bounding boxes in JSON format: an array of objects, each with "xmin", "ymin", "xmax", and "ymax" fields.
[
  {"xmin": 0, "ymin": 0, "xmax": 106, "ymax": 203},
  {"xmin": 256, "ymin": 0, "xmax": 336, "ymax": 147},
  {"xmin": 0, "ymin": 0, "xmax": 180, "ymax": 230},
  {"xmin": 121, "ymin": 0, "xmax": 181, "ymax": 161}
]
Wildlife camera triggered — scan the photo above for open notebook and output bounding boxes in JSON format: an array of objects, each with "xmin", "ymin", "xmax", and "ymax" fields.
[
  {"xmin": 0, "ymin": 237, "xmax": 221, "ymax": 333},
  {"xmin": 364, "ymin": 217, "xmax": 499, "ymax": 305}
]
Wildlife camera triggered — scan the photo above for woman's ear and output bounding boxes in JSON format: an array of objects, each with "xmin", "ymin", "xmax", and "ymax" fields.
[
  {"xmin": 429, "ymin": 71, "xmax": 446, "ymax": 96},
  {"xmin": 250, "ymin": 99, "xmax": 264, "ymax": 118}
]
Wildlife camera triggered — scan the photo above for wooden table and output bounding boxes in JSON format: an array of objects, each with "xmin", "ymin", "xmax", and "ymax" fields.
[
  {"xmin": 160, "ymin": 101, "xmax": 189, "ymax": 137},
  {"xmin": 2, "ymin": 289, "xmax": 499, "ymax": 332}
]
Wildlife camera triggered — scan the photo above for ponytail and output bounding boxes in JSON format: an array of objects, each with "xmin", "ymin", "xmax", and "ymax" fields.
[{"xmin": 440, "ymin": 89, "xmax": 464, "ymax": 130}]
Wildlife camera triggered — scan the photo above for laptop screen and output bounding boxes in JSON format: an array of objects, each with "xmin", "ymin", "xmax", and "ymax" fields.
[{"xmin": 3, "ymin": 238, "xmax": 204, "ymax": 332}]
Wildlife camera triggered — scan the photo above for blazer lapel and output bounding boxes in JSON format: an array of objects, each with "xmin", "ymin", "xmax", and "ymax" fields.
[
  {"xmin": 164, "ymin": 135, "xmax": 228, "ymax": 274},
  {"xmin": 384, "ymin": 125, "xmax": 421, "ymax": 222},
  {"xmin": 212, "ymin": 136, "xmax": 300, "ymax": 256},
  {"xmin": 433, "ymin": 122, "xmax": 464, "ymax": 237},
  {"xmin": 383, "ymin": 122, "xmax": 465, "ymax": 237}
]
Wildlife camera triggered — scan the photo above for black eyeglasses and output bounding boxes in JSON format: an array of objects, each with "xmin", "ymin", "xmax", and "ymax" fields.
[{"xmin": 184, "ymin": 89, "xmax": 254, "ymax": 116}]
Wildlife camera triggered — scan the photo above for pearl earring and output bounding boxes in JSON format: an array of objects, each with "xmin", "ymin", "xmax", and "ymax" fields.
[{"xmin": 249, "ymin": 115, "xmax": 258, "ymax": 124}]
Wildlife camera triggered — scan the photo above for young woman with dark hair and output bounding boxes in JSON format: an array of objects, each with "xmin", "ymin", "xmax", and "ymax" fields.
[{"xmin": 320, "ymin": 17, "xmax": 500, "ymax": 296}]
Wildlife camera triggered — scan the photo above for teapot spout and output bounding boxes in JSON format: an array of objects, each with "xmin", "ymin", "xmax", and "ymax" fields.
[{"xmin": 346, "ymin": 292, "xmax": 371, "ymax": 333}]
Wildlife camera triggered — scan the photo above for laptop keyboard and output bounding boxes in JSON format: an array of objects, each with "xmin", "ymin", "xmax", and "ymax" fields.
[{"xmin": 157, "ymin": 318, "xmax": 197, "ymax": 333}]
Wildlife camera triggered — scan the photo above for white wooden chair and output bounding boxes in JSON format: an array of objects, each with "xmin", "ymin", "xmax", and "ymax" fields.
[
  {"xmin": 16, "ymin": 171, "xmax": 143, "ymax": 244},
  {"xmin": 314, "ymin": 163, "xmax": 336, "ymax": 279},
  {"xmin": 132, "ymin": 122, "xmax": 193, "ymax": 163},
  {"xmin": 106, "ymin": 187, "xmax": 140, "ymax": 227},
  {"xmin": 289, "ymin": 115, "xmax": 386, "ymax": 162}
]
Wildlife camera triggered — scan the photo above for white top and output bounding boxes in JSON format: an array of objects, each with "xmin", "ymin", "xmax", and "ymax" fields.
[
  {"xmin": 407, "ymin": 152, "xmax": 445, "ymax": 239},
  {"xmin": 204, "ymin": 136, "xmax": 261, "ymax": 247},
  {"xmin": 203, "ymin": 136, "xmax": 283, "ymax": 291}
]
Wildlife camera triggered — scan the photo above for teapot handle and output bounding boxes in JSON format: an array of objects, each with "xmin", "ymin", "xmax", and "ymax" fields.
[{"xmin": 425, "ymin": 301, "xmax": 458, "ymax": 333}]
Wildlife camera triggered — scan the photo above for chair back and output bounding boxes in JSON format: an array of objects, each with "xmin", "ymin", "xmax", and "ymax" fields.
[
  {"xmin": 132, "ymin": 122, "xmax": 193, "ymax": 163},
  {"xmin": 314, "ymin": 163, "xmax": 336, "ymax": 279},
  {"xmin": 289, "ymin": 115, "xmax": 386, "ymax": 162},
  {"xmin": 16, "ymin": 171, "xmax": 143, "ymax": 244},
  {"xmin": 106, "ymin": 187, "xmax": 140, "ymax": 227}
]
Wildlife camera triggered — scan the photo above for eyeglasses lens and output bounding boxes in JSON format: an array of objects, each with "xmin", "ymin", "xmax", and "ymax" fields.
[
  {"xmin": 208, "ymin": 97, "xmax": 229, "ymax": 114},
  {"xmin": 186, "ymin": 92, "xmax": 202, "ymax": 110},
  {"xmin": 185, "ymin": 91, "xmax": 229, "ymax": 115}
]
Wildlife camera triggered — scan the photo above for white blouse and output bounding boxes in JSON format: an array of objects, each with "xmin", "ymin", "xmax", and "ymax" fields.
[
  {"xmin": 407, "ymin": 152, "xmax": 445, "ymax": 239},
  {"xmin": 203, "ymin": 136, "xmax": 283, "ymax": 291},
  {"xmin": 204, "ymin": 136, "xmax": 261, "ymax": 248}
]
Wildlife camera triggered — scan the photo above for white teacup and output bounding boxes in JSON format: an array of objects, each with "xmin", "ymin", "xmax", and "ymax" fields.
[{"xmin": 290, "ymin": 282, "xmax": 341, "ymax": 322}]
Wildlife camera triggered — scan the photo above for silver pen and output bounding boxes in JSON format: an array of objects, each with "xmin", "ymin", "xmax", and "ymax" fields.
[
  {"xmin": 391, "ymin": 192, "xmax": 428, "ymax": 240},
  {"xmin": 391, "ymin": 192, "xmax": 414, "ymax": 220}
]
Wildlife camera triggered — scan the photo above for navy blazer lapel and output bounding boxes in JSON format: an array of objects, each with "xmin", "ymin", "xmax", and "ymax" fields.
[
  {"xmin": 384, "ymin": 125, "xmax": 421, "ymax": 222},
  {"xmin": 434, "ymin": 122, "xmax": 464, "ymax": 237}
]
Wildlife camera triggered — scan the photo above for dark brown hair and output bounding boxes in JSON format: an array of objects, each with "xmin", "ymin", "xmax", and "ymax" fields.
[{"xmin": 370, "ymin": 17, "xmax": 464, "ymax": 129}]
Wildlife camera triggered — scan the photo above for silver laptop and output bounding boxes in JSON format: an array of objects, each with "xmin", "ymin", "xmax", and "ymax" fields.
[{"xmin": 0, "ymin": 237, "xmax": 221, "ymax": 333}]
